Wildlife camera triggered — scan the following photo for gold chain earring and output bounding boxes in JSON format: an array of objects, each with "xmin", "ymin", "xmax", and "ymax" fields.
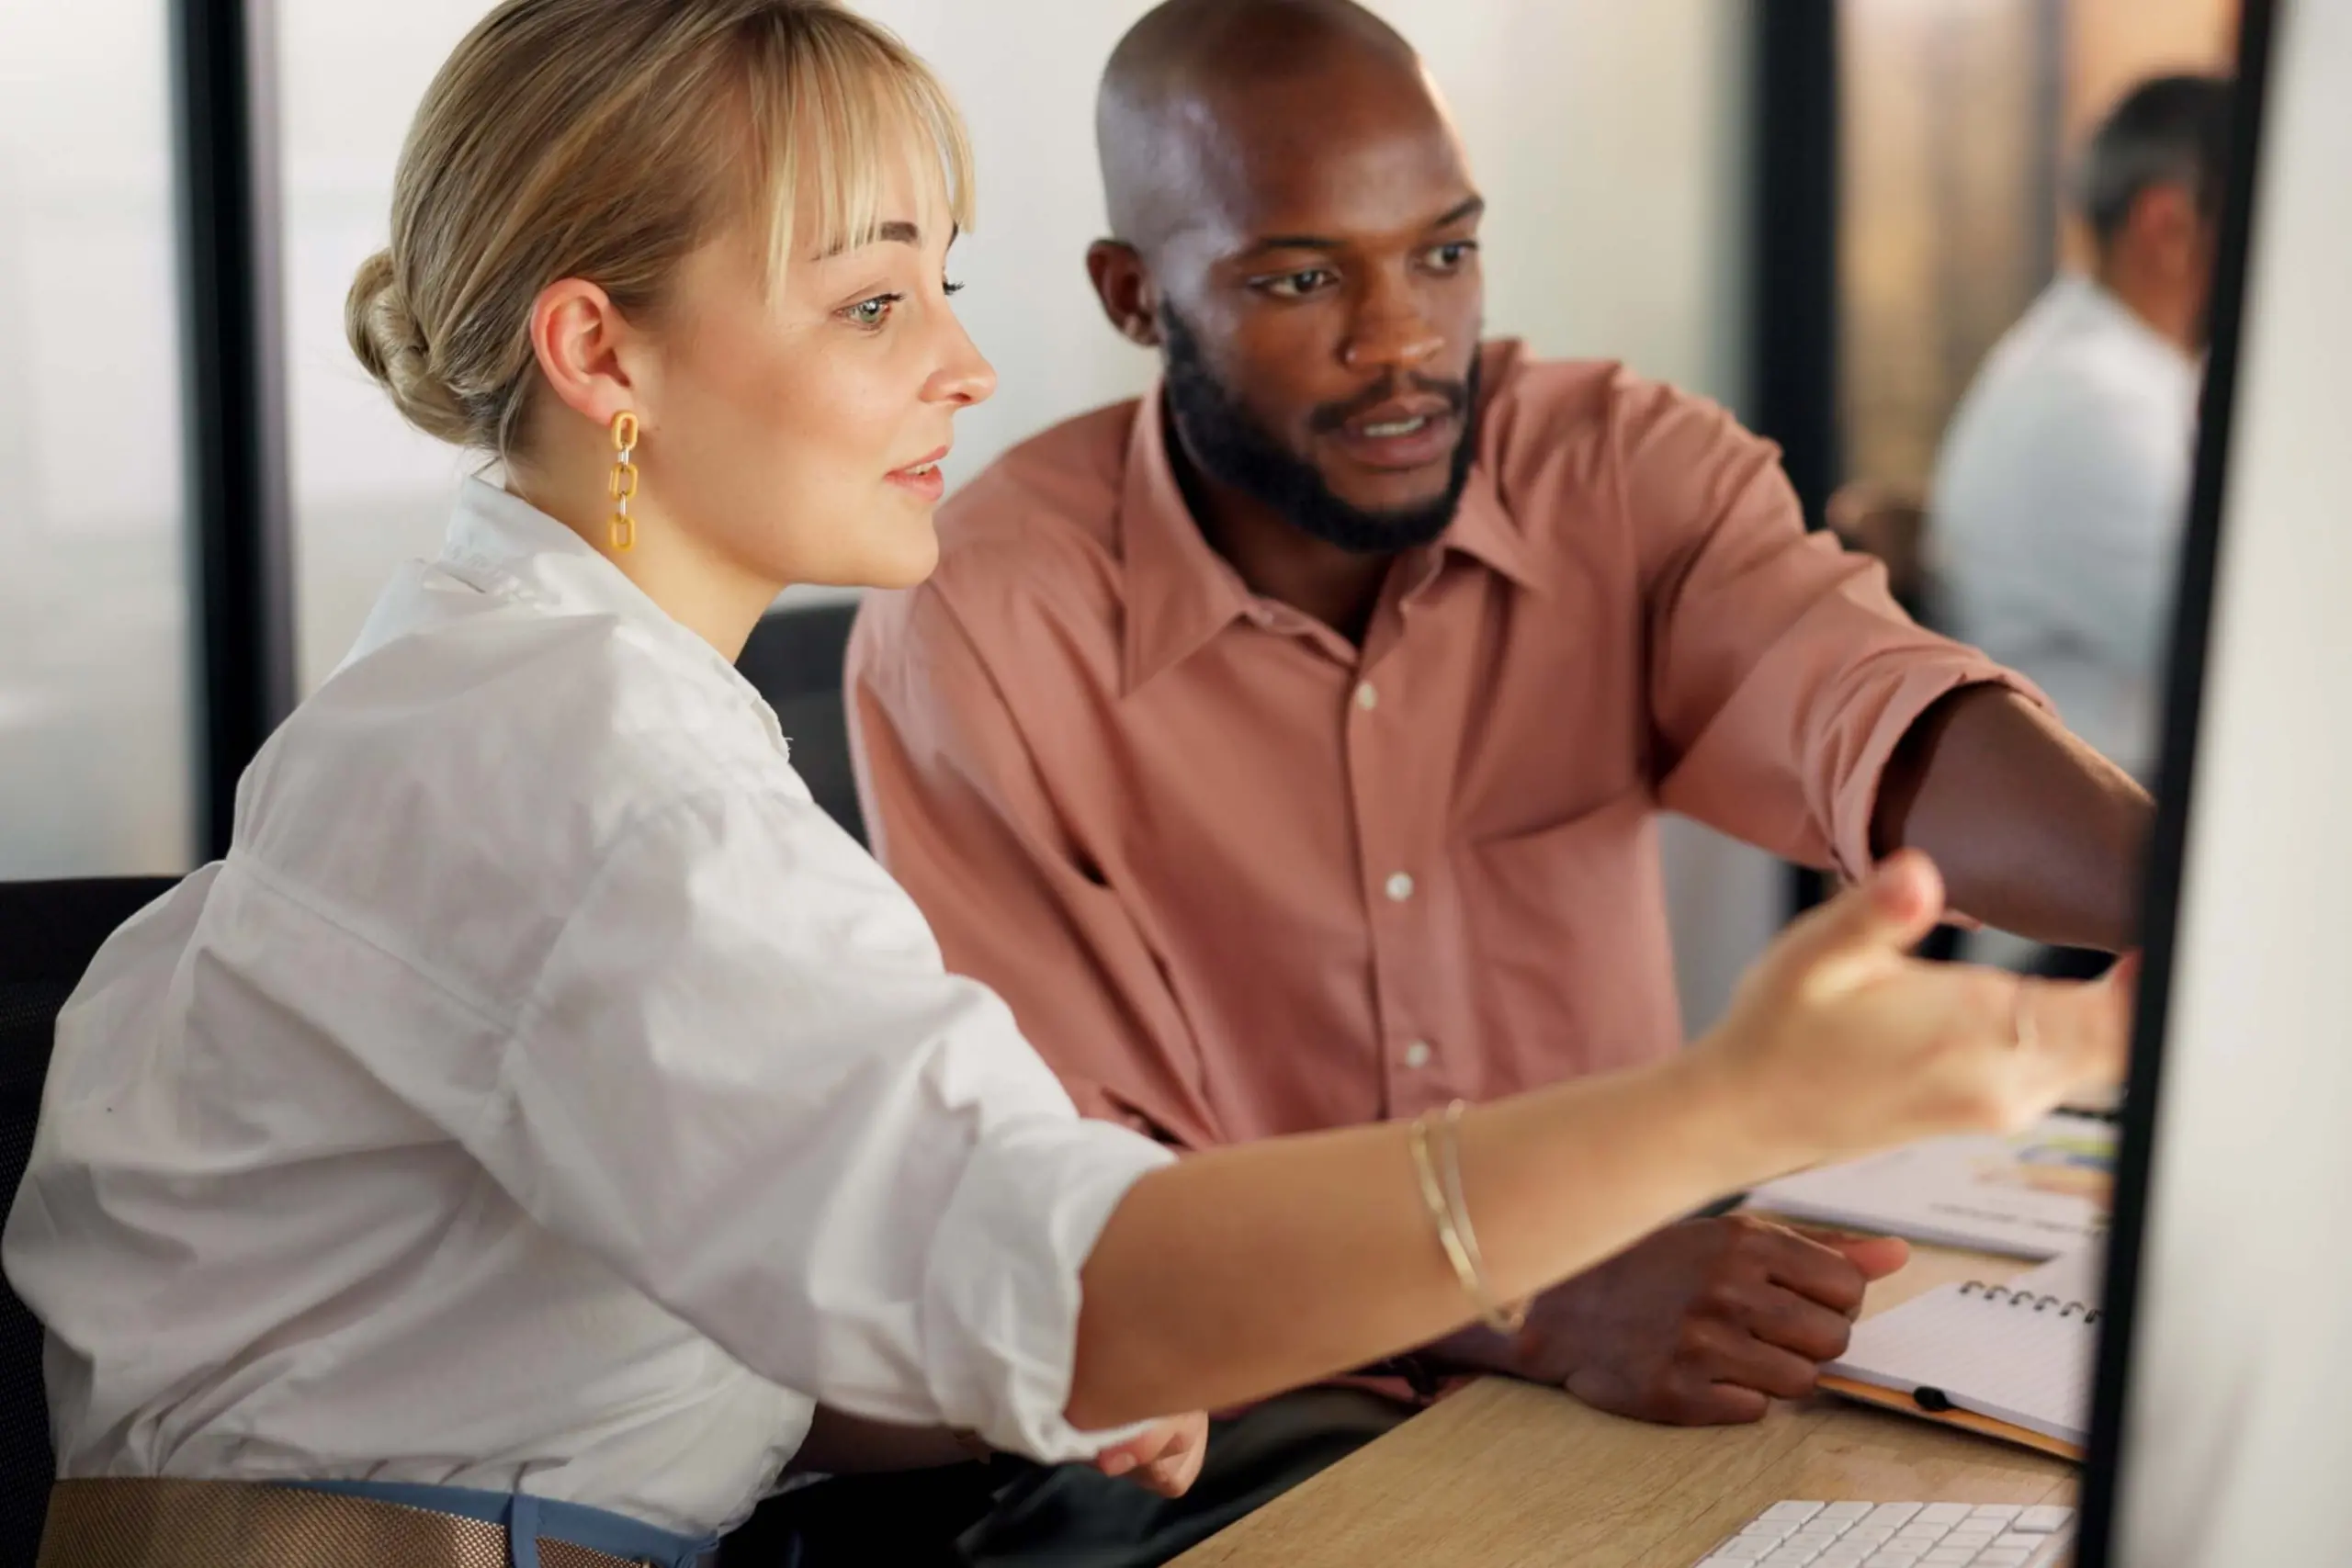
[{"xmin": 608, "ymin": 411, "xmax": 640, "ymax": 552}]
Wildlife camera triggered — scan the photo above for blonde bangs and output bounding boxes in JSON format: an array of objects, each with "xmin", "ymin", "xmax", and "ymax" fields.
[
  {"xmin": 741, "ymin": 6, "xmax": 977, "ymax": 280},
  {"xmin": 353, "ymin": 0, "xmax": 979, "ymax": 456}
]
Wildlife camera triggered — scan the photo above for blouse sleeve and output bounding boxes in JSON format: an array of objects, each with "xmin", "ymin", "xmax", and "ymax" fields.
[{"xmin": 465, "ymin": 786, "xmax": 1173, "ymax": 1462}]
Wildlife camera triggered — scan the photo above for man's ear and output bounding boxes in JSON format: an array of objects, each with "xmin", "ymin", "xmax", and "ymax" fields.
[{"xmin": 1087, "ymin": 240, "xmax": 1162, "ymax": 348}]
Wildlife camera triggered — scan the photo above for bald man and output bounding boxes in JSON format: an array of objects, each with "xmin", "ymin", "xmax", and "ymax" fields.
[{"xmin": 848, "ymin": 3, "xmax": 2152, "ymax": 1560}]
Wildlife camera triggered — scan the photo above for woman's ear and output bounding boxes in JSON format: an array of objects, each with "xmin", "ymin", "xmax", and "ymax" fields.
[{"xmin": 529, "ymin": 278, "xmax": 640, "ymax": 428}]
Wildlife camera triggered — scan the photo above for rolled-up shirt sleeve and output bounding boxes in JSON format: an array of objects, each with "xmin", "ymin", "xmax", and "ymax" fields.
[
  {"xmin": 472, "ymin": 786, "xmax": 1172, "ymax": 1462},
  {"xmin": 1624, "ymin": 377, "xmax": 2048, "ymax": 882}
]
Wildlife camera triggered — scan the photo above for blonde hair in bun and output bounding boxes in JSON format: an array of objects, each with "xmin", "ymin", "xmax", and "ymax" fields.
[{"xmin": 345, "ymin": 0, "xmax": 974, "ymax": 458}]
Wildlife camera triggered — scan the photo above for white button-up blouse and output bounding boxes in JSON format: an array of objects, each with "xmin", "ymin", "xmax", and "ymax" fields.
[{"xmin": 3, "ymin": 479, "xmax": 1171, "ymax": 1538}]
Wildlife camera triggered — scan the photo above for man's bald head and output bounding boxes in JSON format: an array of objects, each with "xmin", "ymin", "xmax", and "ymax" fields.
[
  {"xmin": 1098, "ymin": 0, "xmax": 1437, "ymax": 254},
  {"xmin": 1083, "ymin": 0, "xmax": 1486, "ymax": 559}
]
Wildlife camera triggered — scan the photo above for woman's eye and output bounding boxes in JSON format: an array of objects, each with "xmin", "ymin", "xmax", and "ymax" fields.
[
  {"xmin": 1427, "ymin": 242, "xmax": 1477, "ymax": 270},
  {"xmin": 944, "ymin": 278, "xmax": 966, "ymax": 298},
  {"xmin": 844, "ymin": 293, "xmax": 901, "ymax": 329}
]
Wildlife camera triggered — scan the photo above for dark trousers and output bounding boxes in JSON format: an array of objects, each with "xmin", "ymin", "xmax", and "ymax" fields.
[
  {"xmin": 721, "ymin": 1463, "xmax": 997, "ymax": 1568},
  {"xmin": 724, "ymin": 1387, "xmax": 1414, "ymax": 1568}
]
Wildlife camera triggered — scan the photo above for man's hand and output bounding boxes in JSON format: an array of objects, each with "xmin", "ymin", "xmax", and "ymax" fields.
[
  {"xmin": 1089, "ymin": 1411, "xmax": 1209, "ymax": 1498},
  {"xmin": 1439, "ymin": 1215, "xmax": 1909, "ymax": 1425}
]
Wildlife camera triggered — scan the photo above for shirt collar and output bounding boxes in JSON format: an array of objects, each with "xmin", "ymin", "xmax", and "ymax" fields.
[
  {"xmin": 1440, "ymin": 459, "xmax": 1541, "ymax": 592},
  {"xmin": 1118, "ymin": 397, "xmax": 1260, "ymax": 695},
  {"xmin": 1117, "ymin": 355, "xmax": 1540, "ymax": 694},
  {"xmin": 435, "ymin": 476, "xmax": 782, "ymax": 724}
]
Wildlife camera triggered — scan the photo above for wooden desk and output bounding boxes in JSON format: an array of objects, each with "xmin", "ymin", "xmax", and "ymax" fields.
[{"xmin": 1174, "ymin": 1245, "xmax": 2074, "ymax": 1567}]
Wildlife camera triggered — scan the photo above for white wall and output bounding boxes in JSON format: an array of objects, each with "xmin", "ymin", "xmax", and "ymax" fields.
[
  {"xmin": 0, "ymin": 0, "xmax": 197, "ymax": 877},
  {"xmin": 271, "ymin": 0, "xmax": 1783, "ymax": 1026}
]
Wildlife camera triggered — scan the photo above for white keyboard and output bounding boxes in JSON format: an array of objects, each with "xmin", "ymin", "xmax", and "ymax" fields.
[{"xmin": 1693, "ymin": 1500, "xmax": 2075, "ymax": 1566}]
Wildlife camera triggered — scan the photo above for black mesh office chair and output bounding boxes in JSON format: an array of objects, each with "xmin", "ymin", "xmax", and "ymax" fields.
[
  {"xmin": 0, "ymin": 876, "xmax": 179, "ymax": 1564},
  {"xmin": 735, "ymin": 600, "xmax": 868, "ymax": 848}
]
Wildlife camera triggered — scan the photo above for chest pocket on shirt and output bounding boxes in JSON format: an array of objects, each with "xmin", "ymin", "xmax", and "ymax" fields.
[{"xmin": 1453, "ymin": 791, "xmax": 1682, "ymax": 1089}]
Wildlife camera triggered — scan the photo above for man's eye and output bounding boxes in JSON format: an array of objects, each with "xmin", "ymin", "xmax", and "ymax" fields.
[{"xmin": 1261, "ymin": 269, "xmax": 1336, "ymax": 299}]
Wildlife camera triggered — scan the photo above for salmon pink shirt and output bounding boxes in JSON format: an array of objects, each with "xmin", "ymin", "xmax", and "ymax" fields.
[{"xmin": 850, "ymin": 342, "xmax": 2036, "ymax": 1153}]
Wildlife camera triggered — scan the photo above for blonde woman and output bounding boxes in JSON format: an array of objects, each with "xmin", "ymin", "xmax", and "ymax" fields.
[{"xmin": 2, "ymin": 3, "xmax": 2132, "ymax": 1564}]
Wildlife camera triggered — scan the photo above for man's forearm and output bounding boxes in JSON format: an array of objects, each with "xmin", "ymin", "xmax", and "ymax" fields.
[{"xmin": 1871, "ymin": 685, "xmax": 2153, "ymax": 951}]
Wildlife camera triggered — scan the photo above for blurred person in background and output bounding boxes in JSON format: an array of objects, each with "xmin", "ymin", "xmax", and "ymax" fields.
[
  {"xmin": 1931, "ymin": 73, "xmax": 2232, "ymax": 979},
  {"xmin": 1934, "ymin": 75, "xmax": 2232, "ymax": 795}
]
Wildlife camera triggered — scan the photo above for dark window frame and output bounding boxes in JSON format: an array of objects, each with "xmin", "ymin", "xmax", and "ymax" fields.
[{"xmin": 172, "ymin": 0, "xmax": 297, "ymax": 860}]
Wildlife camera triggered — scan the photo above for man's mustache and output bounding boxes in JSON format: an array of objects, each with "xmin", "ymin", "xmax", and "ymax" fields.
[{"xmin": 1307, "ymin": 373, "xmax": 1473, "ymax": 435}]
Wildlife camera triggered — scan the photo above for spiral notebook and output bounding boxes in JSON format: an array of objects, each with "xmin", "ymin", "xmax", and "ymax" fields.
[{"xmin": 1819, "ymin": 1247, "xmax": 2103, "ymax": 1460}]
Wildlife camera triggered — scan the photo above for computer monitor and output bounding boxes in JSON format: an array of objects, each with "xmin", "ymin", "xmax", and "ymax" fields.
[{"xmin": 2076, "ymin": 0, "xmax": 2352, "ymax": 1562}]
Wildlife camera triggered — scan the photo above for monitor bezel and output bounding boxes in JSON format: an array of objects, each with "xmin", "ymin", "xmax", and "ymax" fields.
[{"xmin": 2075, "ymin": 2, "xmax": 2285, "ymax": 1561}]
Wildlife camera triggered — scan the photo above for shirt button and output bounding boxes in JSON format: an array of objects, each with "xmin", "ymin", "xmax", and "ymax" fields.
[
  {"xmin": 1353, "ymin": 681, "xmax": 1379, "ymax": 713},
  {"xmin": 1403, "ymin": 1040, "xmax": 1433, "ymax": 1070},
  {"xmin": 1385, "ymin": 872, "xmax": 1415, "ymax": 903}
]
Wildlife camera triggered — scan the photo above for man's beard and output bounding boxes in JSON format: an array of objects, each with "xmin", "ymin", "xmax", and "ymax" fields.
[{"xmin": 1159, "ymin": 306, "xmax": 1481, "ymax": 556}]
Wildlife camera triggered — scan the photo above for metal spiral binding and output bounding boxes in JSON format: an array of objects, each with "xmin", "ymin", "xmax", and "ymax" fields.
[{"xmin": 1959, "ymin": 1279, "xmax": 2101, "ymax": 1325}]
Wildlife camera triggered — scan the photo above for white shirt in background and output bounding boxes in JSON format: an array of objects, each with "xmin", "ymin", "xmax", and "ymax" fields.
[
  {"xmin": 1, "ymin": 479, "xmax": 1170, "ymax": 1539},
  {"xmin": 1932, "ymin": 274, "xmax": 2202, "ymax": 782}
]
